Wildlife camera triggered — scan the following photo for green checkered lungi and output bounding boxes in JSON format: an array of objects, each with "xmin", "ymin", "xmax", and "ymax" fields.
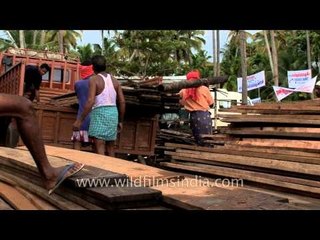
[{"xmin": 88, "ymin": 106, "xmax": 118, "ymax": 141}]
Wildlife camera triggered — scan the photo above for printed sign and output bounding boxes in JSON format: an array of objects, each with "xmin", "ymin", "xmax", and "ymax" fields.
[
  {"xmin": 287, "ymin": 69, "xmax": 312, "ymax": 88},
  {"xmin": 237, "ymin": 71, "xmax": 266, "ymax": 92}
]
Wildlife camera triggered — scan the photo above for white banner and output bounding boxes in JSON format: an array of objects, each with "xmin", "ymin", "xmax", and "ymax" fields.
[
  {"xmin": 251, "ymin": 97, "xmax": 261, "ymax": 104},
  {"xmin": 294, "ymin": 76, "xmax": 317, "ymax": 93},
  {"xmin": 287, "ymin": 69, "xmax": 312, "ymax": 88},
  {"xmin": 237, "ymin": 71, "xmax": 266, "ymax": 92}
]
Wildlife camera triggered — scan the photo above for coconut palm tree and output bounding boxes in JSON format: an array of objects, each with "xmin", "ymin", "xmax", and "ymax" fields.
[
  {"xmin": 239, "ymin": 30, "xmax": 248, "ymax": 105},
  {"xmin": 46, "ymin": 30, "xmax": 82, "ymax": 53}
]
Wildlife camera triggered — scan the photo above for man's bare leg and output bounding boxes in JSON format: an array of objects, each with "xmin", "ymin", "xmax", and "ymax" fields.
[
  {"xmin": 0, "ymin": 94, "xmax": 83, "ymax": 192},
  {"xmin": 105, "ymin": 141, "xmax": 115, "ymax": 157},
  {"xmin": 93, "ymin": 138, "xmax": 105, "ymax": 155}
]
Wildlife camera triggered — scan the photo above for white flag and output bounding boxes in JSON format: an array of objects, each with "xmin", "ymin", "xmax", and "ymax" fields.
[{"xmin": 273, "ymin": 86, "xmax": 294, "ymax": 101}]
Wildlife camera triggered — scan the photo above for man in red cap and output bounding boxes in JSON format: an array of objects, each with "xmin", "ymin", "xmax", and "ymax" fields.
[
  {"xmin": 179, "ymin": 70, "xmax": 214, "ymax": 146},
  {"xmin": 71, "ymin": 60, "xmax": 95, "ymax": 150}
]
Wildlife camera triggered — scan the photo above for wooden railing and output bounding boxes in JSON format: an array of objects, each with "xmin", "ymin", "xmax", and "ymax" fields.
[{"xmin": 0, "ymin": 62, "xmax": 25, "ymax": 96}]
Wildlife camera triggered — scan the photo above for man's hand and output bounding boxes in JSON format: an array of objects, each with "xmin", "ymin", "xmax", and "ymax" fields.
[
  {"xmin": 73, "ymin": 119, "xmax": 82, "ymax": 131},
  {"xmin": 117, "ymin": 122, "xmax": 123, "ymax": 133}
]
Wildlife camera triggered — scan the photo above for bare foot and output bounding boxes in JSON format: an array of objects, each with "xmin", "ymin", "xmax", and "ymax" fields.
[{"xmin": 44, "ymin": 162, "xmax": 84, "ymax": 194}]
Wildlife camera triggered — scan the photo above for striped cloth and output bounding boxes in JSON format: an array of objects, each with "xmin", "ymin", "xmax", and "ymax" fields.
[
  {"xmin": 89, "ymin": 106, "xmax": 118, "ymax": 141},
  {"xmin": 71, "ymin": 130, "xmax": 90, "ymax": 142}
]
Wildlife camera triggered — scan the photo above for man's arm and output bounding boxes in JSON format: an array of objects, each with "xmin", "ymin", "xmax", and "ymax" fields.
[
  {"xmin": 35, "ymin": 89, "xmax": 40, "ymax": 102},
  {"xmin": 117, "ymin": 85, "xmax": 126, "ymax": 122},
  {"xmin": 33, "ymin": 74, "xmax": 43, "ymax": 103},
  {"xmin": 111, "ymin": 75, "xmax": 125, "ymax": 131}
]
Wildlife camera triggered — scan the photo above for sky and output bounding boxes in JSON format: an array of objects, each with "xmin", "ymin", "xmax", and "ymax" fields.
[{"xmin": 1, "ymin": 30, "xmax": 258, "ymax": 62}]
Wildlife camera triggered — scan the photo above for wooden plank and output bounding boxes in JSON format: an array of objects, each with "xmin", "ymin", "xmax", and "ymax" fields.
[
  {"xmin": 175, "ymin": 147, "xmax": 320, "ymax": 165},
  {"xmin": 0, "ymin": 181, "xmax": 39, "ymax": 210},
  {"xmin": 14, "ymin": 187, "xmax": 58, "ymax": 210},
  {"xmin": 0, "ymin": 168, "xmax": 104, "ymax": 210},
  {"xmin": 66, "ymin": 186, "xmax": 161, "ymax": 210},
  {"xmin": 152, "ymin": 176, "xmax": 293, "ymax": 210},
  {"xmin": 166, "ymin": 150, "xmax": 320, "ymax": 176},
  {"xmin": 170, "ymin": 155, "xmax": 320, "ymax": 188},
  {"xmin": 227, "ymin": 126, "xmax": 320, "ymax": 133},
  {"xmin": 236, "ymin": 138, "xmax": 320, "ymax": 150},
  {"xmin": 220, "ymin": 114, "xmax": 320, "ymax": 120},
  {"xmin": 219, "ymin": 114, "xmax": 320, "ymax": 125},
  {"xmin": 160, "ymin": 162, "xmax": 320, "ymax": 196},
  {"xmin": 217, "ymin": 144, "xmax": 320, "ymax": 158},
  {"xmin": 221, "ymin": 128, "xmax": 320, "ymax": 139},
  {"xmin": 0, "ymin": 170, "xmax": 86, "ymax": 210},
  {"xmin": 166, "ymin": 142, "xmax": 320, "ymax": 165},
  {"xmin": 3, "ymin": 164, "xmax": 106, "ymax": 210},
  {"xmin": 19, "ymin": 145, "xmax": 183, "ymax": 181},
  {"xmin": 0, "ymin": 197, "xmax": 13, "ymax": 210}
]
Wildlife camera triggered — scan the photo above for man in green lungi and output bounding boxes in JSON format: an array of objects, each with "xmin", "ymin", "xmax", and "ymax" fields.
[{"xmin": 73, "ymin": 55, "xmax": 126, "ymax": 157}]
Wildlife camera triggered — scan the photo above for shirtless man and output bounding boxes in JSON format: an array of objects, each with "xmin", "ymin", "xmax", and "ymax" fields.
[{"xmin": 0, "ymin": 93, "xmax": 84, "ymax": 194}]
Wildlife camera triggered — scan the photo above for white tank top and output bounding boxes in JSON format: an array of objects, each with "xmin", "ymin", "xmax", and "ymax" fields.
[{"xmin": 92, "ymin": 73, "xmax": 117, "ymax": 108}]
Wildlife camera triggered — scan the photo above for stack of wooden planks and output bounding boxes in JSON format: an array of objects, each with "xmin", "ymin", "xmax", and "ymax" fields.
[
  {"xmin": 1, "ymin": 145, "xmax": 308, "ymax": 210},
  {"xmin": 218, "ymin": 99, "xmax": 320, "ymax": 148},
  {"xmin": 161, "ymin": 142, "xmax": 320, "ymax": 198},
  {"xmin": 0, "ymin": 147, "xmax": 162, "ymax": 210},
  {"xmin": 161, "ymin": 99, "xmax": 320, "ymax": 198},
  {"xmin": 49, "ymin": 85, "xmax": 181, "ymax": 113}
]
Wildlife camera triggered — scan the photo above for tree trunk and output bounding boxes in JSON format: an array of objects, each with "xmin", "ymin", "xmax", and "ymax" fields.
[
  {"xmin": 58, "ymin": 30, "xmax": 64, "ymax": 54},
  {"xmin": 264, "ymin": 30, "xmax": 274, "ymax": 75},
  {"xmin": 40, "ymin": 30, "xmax": 46, "ymax": 46},
  {"xmin": 19, "ymin": 30, "xmax": 25, "ymax": 49},
  {"xmin": 212, "ymin": 30, "xmax": 216, "ymax": 76},
  {"xmin": 270, "ymin": 30, "xmax": 279, "ymax": 86},
  {"xmin": 240, "ymin": 30, "xmax": 248, "ymax": 105},
  {"xmin": 216, "ymin": 30, "xmax": 220, "ymax": 76},
  {"xmin": 101, "ymin": 30, "xmax": 104, "ymax": 55},
  {"xmin": 306, "ymin": 30, "xmax": 314, "ymax": 99},
  {"xmin": 32, "ymin": 30, "xmax": 38, "ymax": 47}
]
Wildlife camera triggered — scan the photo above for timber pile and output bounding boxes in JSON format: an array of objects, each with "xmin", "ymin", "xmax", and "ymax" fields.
[
  {"xmin": 48, "ymin": 85, "xmax": 181, "ymax": 113},
  {"xmin": 218, "ymin": 98, "xmax": 320, "ymax": 147},
  {"xmin": 121, "ymin": 86, "xmax": 180, "ymax": 113},
  {"xmin": 154, "ymin": 128, "xmax": 195, "ymax": 164},
  {"xmin": 0, "ymin": 147, "xmax": 162, "ymax": 210},
  {"xmin": 160, "ymin": 99, "xmax": 320, "ymax": 198},
  {"xmin": 161, "ymin": 142, "xmax": 320, "ymax": 198},
  {"xmin": 49, "ymin": 76, "xmax": 228, "ymax": 112},
  {"xmin": 1, "ymin": 146, "xmax": 308, "ymax": 210}
]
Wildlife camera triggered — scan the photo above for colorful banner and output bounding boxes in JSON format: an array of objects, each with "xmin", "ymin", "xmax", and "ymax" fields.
[
  {"xmin": 237, "ymin": 71, "xmax": 266, "ymax": 92},
  {"xmin": 273, "ymin": 86, "xmax": 294, "ymax": 101},
  {"xmin": 287, "ymin": 69, "xmax": 312, "ymax": 88}
]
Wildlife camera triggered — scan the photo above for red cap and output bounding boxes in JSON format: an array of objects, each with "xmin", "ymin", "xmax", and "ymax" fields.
[
  {"xmin": 186, "ymin": 70, "xmax": 200, "ymax": 80},
  {"xmin": 80, "ymin": 65, "xmax": 94, "ymax": 79}
]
